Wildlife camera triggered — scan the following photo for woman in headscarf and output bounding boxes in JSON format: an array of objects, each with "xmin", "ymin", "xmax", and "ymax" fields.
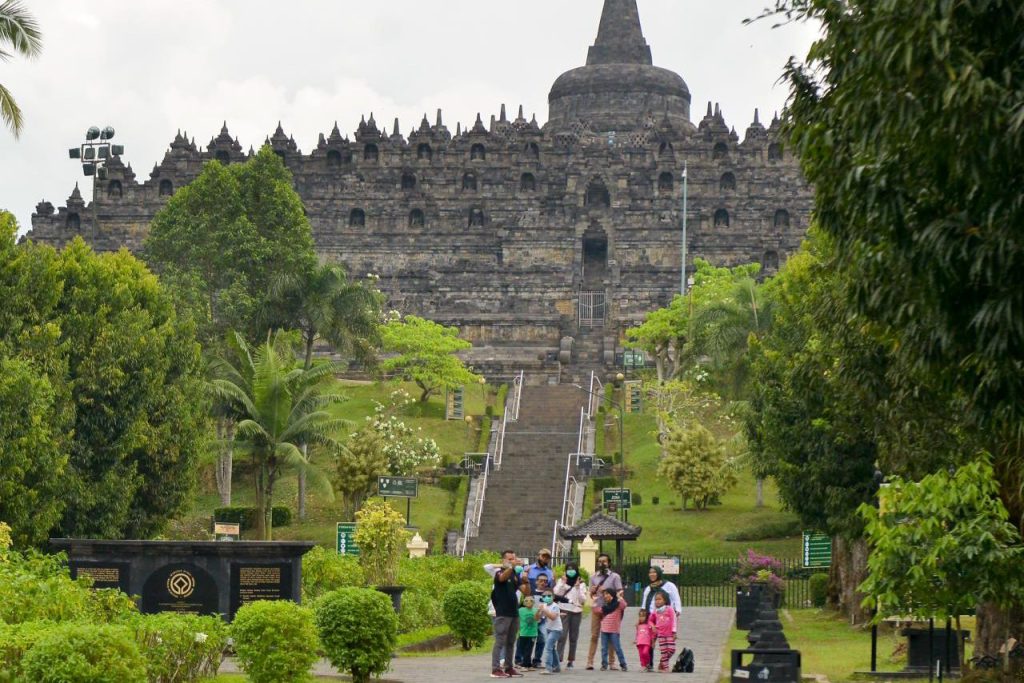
[
  {"xmin": 553, "ymin": 561, "xmax": 587, "ymax": 669},
  {"xmin": 640, "ymin": 565, "xmax": 682, "ymax": 617}
]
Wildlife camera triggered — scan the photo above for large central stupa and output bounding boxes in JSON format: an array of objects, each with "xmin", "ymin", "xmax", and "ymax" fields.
[{"xmin": 547, "ymin": 0, "xmax": 693, "ymax": 133}]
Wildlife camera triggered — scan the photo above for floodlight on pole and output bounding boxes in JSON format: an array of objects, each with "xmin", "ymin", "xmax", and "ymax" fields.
[{"xmin": 69, "ymin": 125, "xmax": 125, "ymax": 181}]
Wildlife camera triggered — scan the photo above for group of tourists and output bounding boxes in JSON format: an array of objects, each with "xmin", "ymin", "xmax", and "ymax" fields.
[{"xmin": 487, "ymin": 549, "xmax": 684, "ymax": 678}]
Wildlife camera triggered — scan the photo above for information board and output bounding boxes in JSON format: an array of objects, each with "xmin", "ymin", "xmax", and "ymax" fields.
[
  {"xmin": 336, "ymin": 522, "xmax": 359, "ymax": 556},
  {"xmin": 445, "ymin": 386, "xmax": 464, "ymax": 420},
  {"xmin": 378, "ymin": 476, "xmax": 418, "ymax": 498},
  {"xmin": 602, "ymin": 487, "xmax": 633, "ymax": 510},
  {"xmin": 802, "ymin": 531, "xmax": 832, "ymax": 568},
  {"xmin": 625, "ymin": 380, "xmax": 643, "ymax": 413},
  {"xmin": 650, "ymin": 555, "xmax": 681, "ymax": 575}
]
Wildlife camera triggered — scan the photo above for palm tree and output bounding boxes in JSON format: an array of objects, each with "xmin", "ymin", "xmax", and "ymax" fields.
[
  {"xmin": 210, "ymin": 331, "xmax": 346, "ymax": 540},
  {"xmin": 1, "ymin": 1, "xmax": 43, "ymax": 138},
  {"xmin": 265, "ymin": 263, "xmax": 382, "ymax": 519}
]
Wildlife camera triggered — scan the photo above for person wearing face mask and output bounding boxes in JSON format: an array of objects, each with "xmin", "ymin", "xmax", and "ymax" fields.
[
  {"xmin": 526, "ymin": 548, "xmax": 556, "ymax": 592},
  {"xmin": 585, "ymin": 553, "xmax": 622, "ymax": 670},
  {"xmin": 536, "ymin": 590, "xmax": 563, "ymax": 674},
  {"xmin": 553, "ymin": 562, "xmax": 586, "ymax": 669},
  {"xmin": 489, "ymin": 550, "xmax": 526, "ymax": 678}
]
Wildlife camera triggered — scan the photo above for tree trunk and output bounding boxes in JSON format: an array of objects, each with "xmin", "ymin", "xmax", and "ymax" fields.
[
  {"xmin": 263, "ymin": 469, "xmax": 276, "ymax": 542},
  {"xmin": 418, "ymin": 381, "xmax": 434, "ymax": 403},
  {"xmin": 297, "ymin": 444, "xmax": 308, "ymax": 521},
  {"xmin": 215, "ymin": 419, "xmax": 235, "ymax": 507},
  {"xmin": 755, "ymin": 478, "xmax": 764, "ymax": 508},
  {"xmin": 975, "ymin": 601, "xmax": 1024, "ymax": 669},
  {"xmin": 655, "ymin": 356, "xmax": 665, "ymax": 383},
  {"xmin": 254, "ymin": 462, "xmax": 267, "ymax": 541},
  {"xmin": 828, "ymin": 536, "xmax": 870, "ymax": 624}
]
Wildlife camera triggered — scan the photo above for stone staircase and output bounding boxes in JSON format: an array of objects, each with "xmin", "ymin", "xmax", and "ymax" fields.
[{"xmin": 466, "ymin": 384, "xmax": 586, "ymax": 555}]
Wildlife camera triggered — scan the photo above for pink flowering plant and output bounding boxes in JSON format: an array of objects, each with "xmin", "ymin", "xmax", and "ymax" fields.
[{"xmin": 733, "ymin": 549, "xmax": 785, "ymax": 592}]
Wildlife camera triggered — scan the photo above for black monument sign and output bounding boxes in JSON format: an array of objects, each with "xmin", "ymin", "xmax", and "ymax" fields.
[{"xmin": 52, "ymin": 539, "xmax": 315, "ymax": 621}]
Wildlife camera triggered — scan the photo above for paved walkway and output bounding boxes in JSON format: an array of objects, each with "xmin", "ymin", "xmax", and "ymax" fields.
[{"xmin": 221, "ymin": 607, "xmax": 734, "ymax": 682}]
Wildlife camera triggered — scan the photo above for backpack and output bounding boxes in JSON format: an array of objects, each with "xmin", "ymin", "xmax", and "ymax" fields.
[{"xmin": 672, "ymin": 648, "xmax": 695, "ymax": 674}]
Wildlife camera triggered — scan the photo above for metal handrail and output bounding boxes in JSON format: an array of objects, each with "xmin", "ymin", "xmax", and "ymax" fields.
[
  {"xmin": 509, "ymin": 370, "xmax": 524, "ymax": 421},
  {"xmin": 588, "ymin": 371, "xmax": 604, "ymax": 420},
  {"xmin": 460, "ymin": 452, "xmax": 491, "ymax": 557},
  {"xmin": 576, "ymin": 407, "xmax": 587, "ymax": 454},
  {"xmin": 493, "ymin": 371, "xmax": 524, "ymax": 471}
]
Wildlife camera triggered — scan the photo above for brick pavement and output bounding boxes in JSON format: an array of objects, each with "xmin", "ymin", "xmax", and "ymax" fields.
[{"xmin": 220, "ymin": 607, "xmax": 734, "ymax": 682}]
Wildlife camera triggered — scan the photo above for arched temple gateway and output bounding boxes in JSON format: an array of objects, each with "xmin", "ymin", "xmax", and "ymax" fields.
[{"xmin": 26, "ymin": 0, "xmax": 812, "ymax": 378}]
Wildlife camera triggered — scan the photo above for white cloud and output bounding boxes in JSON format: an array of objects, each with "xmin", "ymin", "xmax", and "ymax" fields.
[{"xmin": 0, "ymin": 0, "xmax": 819, "ymax": 235}]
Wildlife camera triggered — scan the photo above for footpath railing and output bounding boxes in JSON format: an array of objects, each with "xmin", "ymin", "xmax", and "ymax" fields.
[
  {"xmin": 619, "ymin": 555, "xmax": 819, "ymax": 608},
  {"xmin": 493, "ymin": 371, "xmax": 523, "ymax": 472},
  {"xmin": 553, "ymin": 372, "xmax": 601, "ymax": 556},
  {"xmin": 457, "ymin": 370, "xmax": 525, "ymax": 556}
]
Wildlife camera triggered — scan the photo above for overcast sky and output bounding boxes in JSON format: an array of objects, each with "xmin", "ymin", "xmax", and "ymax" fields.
[{"xmin": 0, "ymin": 1, "xmax": 819, "ymax": 235}]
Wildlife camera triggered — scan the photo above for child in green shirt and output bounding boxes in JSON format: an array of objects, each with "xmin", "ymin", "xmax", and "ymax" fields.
[{"xmin": 515, "ymin": 596, "xmax": 539, "ymax": 669}]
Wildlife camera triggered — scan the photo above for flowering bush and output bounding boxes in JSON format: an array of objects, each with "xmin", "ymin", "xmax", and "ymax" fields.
[
  {"xmin": 354, "ymin": 498, "xmax": 410, "ymax": 587},
  {"xmin": 733, "ymin": 549, "xmax": 785, "ymax": 592},
  {"xmin": 363, "ymin": 389, "xmax": 440, "ymax": 475}
]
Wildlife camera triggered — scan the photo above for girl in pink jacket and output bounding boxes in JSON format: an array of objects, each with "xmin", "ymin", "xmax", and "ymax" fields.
[
  {"xmin": 635, "ymin": 608, "xmax": 656, "ymax": 671},
  {"xmin": 648, "ymin": 591, "xmax": 677, "ymax": 672}
]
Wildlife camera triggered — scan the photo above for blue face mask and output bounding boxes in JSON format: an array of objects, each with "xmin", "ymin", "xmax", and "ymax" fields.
[
  {"xmin": 543, "ymin": 596, "xmax": 553, "ymax": 604},
  {"xmin": 566, "ymin": 570, "xmax": 577, "ymax": 578}
]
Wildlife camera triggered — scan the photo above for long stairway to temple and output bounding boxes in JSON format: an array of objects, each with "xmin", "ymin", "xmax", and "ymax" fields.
[{"xmin": 466, "ymin": 384, "xmax": 586, "ymax": 555}]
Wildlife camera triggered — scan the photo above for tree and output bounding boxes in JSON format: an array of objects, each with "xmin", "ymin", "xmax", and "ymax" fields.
[
  {"xmin": 379, "ymin": 315, "xmax": 480, "ymax": 402},
  {"xmin": 146, "ymin": 147, "xmax": 318, "ymax": 507},
  {"xmin": 3, "ymin": 214, "xmax": 207, "ymax": 541},
  {"xmin": 210, "ymin": 331, "xmax": 343, "ymax": 540},
  {"xmin": 265, "ymin": 263, "xmax": 382, "ymax": 519},
  {"xmin": 657, "ymin": 422, "xmax": 737, "ymax": 510},
  {"xmin": 334, "ymin": 430, "xmax": 389, "ymax": 521},
  {"xmin": 145, "ymin": 146, "xmax": 316, "ymax": 346},
  {"xmin": 860, "ymin": 458, "xmax": 1024, "ymax": 670},
  {"xmin": 0, "ymin": 356, "xmax": 68, "ymax": 547},
  {"xmin": 771, "ymin": 0, "xmax": 1024, "ymax": 653},
  {"xmin": 0, "ymin": 1, "xmax": 42, "ymax": 138},
  {"xmin": 626, "ymin": 296, "xmax": 688, "ymax": 382}
]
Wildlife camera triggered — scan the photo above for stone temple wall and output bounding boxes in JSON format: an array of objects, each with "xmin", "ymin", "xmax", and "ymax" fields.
[{"xmin": 25, "ymin": 0, "xmax": 814, "ymax": 378}]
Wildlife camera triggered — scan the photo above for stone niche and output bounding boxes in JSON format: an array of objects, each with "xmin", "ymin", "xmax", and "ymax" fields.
[{"xmin": 52, "ymin": 539, "xmax": 315, "ymax": 620}]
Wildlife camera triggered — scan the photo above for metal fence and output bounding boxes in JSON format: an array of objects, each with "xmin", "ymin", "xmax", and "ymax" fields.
[{"xmin": 619, "ymin": 555, "xmax": 821, "ymax": 609}]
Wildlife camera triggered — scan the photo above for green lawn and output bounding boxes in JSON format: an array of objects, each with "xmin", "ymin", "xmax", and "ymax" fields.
[
  {"xmin": 720, "ymin": 609, "xmax": 977, "ymax": 682},
  {"xmin": 171, "ymin": 380, "xmax": 490, "ymax": 551},
  {"xmin": 591, "ymin": 408, "xmax": 802, "ymax": 559}
]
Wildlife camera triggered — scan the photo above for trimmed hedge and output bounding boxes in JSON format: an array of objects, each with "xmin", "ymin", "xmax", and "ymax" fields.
[
  {"xmin": 809, "ymin": 573, "xmax": 829, "ymax": 608},
  {"xmin": 131, "ymin": 612, "xmax": 228, "ymax": 683},
  {"xmin": 477, "ymin": 415, "xmax": 492, "ymax": 452},
  {"xmin": 591, "ymin": 476, "xmax": 617, "ymax": 493},
  {"xmin": 21, "ymin": 622, "xmax": 147, "ymax": 683},
  {"xmin": 232, "ymin": 600, "xmax": 319, "ymax": 683},
  {"xmin": 301, "ymin": 546, "xmax": 365, "ymax": 603},
  {"xmin": 443, "ymin": 581, "xmax": 492, "ymax": 650},
  {"xmin": 213, "ymin": 506, "xmax": 292, "ymax": 532},
  {"xmin": 437, "ymin": 475, "xmax": 463, "ymax": 493},
  {"xmin": 315, "ymin": 588, "xmax": 397, "ymax": 683}
]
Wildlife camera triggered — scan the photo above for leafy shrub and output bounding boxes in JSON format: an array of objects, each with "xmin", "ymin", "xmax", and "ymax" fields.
[
  {"xmin": 21, "ymin": 622, "xmax": 146, "ymax": 683},
  {"xmin": 632, "ymin": 492, "xmax": 642, "ymax": 506},
  {"xmin": 591, "ymin": 476, "xmax": 617, "ymax": 493},
  {"xmin": 315, "ymin": 588, "xmax": 397, "ymax": 683},
  {"xmin": 355, "ymin": 498, "xmax": 409, "ymax": 586},
  {"xmin": 231, "ymin": 600, "xmax": 319, "ymax": 683},
  {"xmin": 301, "ymin": 546, "xmax": 365, "ymax": 602},
  {"xmin": 443, "ymin": 581, "xmax": 492, "ymax": 650},
  {"xmin": 437, "ymin": 475, "xmax": 463, "ymax": 494},
  {"xmin": 0, "ymin": 550, "xmax": 137, "ymax": 624},
  {"xmin": 131, "ymin": 613, "xmax": 228, "ymax": 683},
  {"xmin": 0, "ymin": 620, "xmax": 55, "ymax": 680},
  {"xmin": 809, "ymin": 573, "xmax": 829, "ymax": 608},
  {"xmin": 485, "ymin": 404, "xmax": 494, "ymax": 417},
  {"xmin": 496, "ymin": 384, "xmax": 509, "ymax": 413},
  {"xmin": 733, "ymin": 550, "xmax": 785, "ymax": 592},
  {"xmin": 213, "ymin": 506, "xmax": 292, "ymax": 532},
  {"xmin": 478, "ymin": 415, "xmax": 492, "ymax": 452},
  {"xmin": 652, "ymin": 496, "xmax": 659, "ymax": 505},
  {"xmin": 723, "ymin": 518, "xmax": 801, "ymax": 542},
  {"xmin": 398, "ymin": 588, "xmax": 439, "ymax": 634}
]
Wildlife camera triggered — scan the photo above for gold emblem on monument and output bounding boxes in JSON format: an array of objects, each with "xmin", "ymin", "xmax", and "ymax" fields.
[{"xmin": 167, "ymin": 570, "xmax": 196, "ymax": 599}]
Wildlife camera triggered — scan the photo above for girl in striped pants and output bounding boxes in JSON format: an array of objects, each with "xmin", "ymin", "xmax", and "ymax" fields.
[{"xmin": 649, "ymin": 591, "xmax": 677, "ymax": 672}]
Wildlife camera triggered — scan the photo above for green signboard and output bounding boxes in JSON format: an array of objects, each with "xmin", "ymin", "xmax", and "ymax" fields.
[
  {"xmin": 802, "ymin": 531, "xmax": 831, "ymax": 568},
  {"xmin": 624, "ymin": 380, "xmax": 643, "ymax": 414},
  {"xmin": 602, "ymin": 487, "xmax": 632, "ymax": 510},
  {"xmin": 378, "ymin": 476, "xmax": 418, "ymax": 498},
  {"xmin": 623, "ymin": 349, "xmax": 645, "ymax": 369},
  {"xmin": 337, "ymin": 522, "xmax": 359, "ymax": 556}
]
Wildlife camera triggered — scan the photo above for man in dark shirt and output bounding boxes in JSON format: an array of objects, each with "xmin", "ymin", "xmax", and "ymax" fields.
[{"xmin": 491, "ymin": 549, "xmax": 524, "ymax": 678}]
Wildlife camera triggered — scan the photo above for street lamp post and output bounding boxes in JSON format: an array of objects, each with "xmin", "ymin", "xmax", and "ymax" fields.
[{"xmin": 681, "ymin": 161, "xmax": 688, "ymax": 296}]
